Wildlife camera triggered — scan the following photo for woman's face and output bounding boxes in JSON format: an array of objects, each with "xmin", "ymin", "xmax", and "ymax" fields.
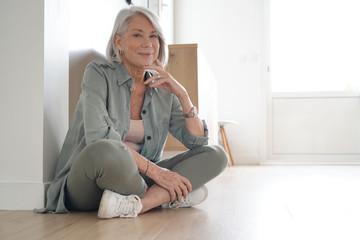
[{"xmin": 115, "ymin": 14, "xmax": 160, "ymax": 69}]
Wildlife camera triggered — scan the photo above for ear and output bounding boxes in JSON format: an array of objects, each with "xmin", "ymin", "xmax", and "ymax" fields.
[{"xmin": 114, "ymin": 34, "xmax": 122, "ymax": 51}]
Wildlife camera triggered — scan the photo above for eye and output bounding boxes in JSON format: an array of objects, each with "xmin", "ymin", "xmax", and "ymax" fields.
[
  {"xmin": 150, "ymin": 34, "xmax": 159, "ymax": 39},
  {"xmin": 133, "ymin": 33, "xmax": 142, "ymax": 37}
]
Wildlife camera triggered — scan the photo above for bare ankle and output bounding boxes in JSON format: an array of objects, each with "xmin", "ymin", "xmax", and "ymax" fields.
[{"xmin": 139, "ymin": 199, "xmax": 149, "ymax": 213}]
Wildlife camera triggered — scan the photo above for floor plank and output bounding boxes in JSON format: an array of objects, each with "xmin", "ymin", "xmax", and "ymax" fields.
[{"xmin": 1, "ymin": 165, "xmax": 360, "ymax": 240}]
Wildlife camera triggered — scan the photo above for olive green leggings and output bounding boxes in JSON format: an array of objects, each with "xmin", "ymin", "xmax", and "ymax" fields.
[{"xmin": 65, "ymin": 139, "xmax": 228, "ymax": 211}]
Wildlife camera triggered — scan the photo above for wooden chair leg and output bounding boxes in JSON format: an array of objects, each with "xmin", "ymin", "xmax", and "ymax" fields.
[
  {"xmin": 220, "ymin": 126, "xmax": 235, "ymax": 166},
  {"xmin": 222, "ymin": 128, "xmax": 235, "ymax": 166},
  {"xmin": 220, "ymin": 127, "xmax": 230, "ymax": 166}
]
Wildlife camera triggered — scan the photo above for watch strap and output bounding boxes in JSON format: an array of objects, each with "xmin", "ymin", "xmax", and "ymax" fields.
[{"xmin": 183, "ymin": 106, "xmax": 198, "ymax": 118}]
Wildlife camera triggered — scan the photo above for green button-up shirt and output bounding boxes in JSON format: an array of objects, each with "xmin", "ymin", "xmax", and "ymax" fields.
[{"xmin": 38, "ymin": 59, "xmax": 208, "ymax": 213}]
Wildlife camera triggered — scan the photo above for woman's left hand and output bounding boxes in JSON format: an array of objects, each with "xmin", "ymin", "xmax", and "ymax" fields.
[
  {"xmin": 143, "ymin": 59, "xmax": 186, "ymax": 99},
  {"xmin": 144, "ymin": 59, "xmax": 205, "ymax": 137}
]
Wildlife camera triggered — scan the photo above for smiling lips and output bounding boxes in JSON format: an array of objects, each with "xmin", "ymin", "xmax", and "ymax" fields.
[{"xmin": 138, "ymin": 52, "xmax": 153, "ymax": 56}]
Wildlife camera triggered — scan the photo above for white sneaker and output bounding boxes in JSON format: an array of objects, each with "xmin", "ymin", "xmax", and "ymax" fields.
[
  {"xmin": 162, "ymin": 185, "xmax": 208, "ymax": 209},
  {"xmin": 98, "ymin": 190, "xmax": 142, "ymax": 219}
]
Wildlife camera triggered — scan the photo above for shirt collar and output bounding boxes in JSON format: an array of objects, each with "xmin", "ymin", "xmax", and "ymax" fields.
[
  {"xmin": 115, "ymin": 62, "xmax": 132, "ymax": 86},
  {"xmin": 115, "ymin": 62, "xmax": 158, "ymax": 95}
]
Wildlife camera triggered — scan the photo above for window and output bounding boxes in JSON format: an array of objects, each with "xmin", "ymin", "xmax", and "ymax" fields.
[{"xmin": 270, "ymin": 0, "xmax": 360, "ymax": 92}]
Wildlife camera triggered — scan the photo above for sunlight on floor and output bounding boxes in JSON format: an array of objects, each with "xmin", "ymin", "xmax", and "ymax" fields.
[
  {"xmin": 205, "ymin": 165, "xmax": 360, "ymax": 240},
  {"xmin": 2, "ymin": 165, "xmax": 360, "ymax": 240}
]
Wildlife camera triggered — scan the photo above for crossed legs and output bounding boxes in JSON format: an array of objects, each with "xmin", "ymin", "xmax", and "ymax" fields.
[{"xmin": 65, "ymin": 139, "xmax": 228, "ymax": 212}]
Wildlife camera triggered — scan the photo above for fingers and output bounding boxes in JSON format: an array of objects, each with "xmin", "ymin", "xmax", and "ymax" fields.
[
  {"xmin": 167, "ymin": 177, "xmax": 192, "ymax": 202},
  {"xmin": 143, "ymin": 72, "xmax": 170, "ymax": 90},
  {"xmin": 155, "ymin": 58, "xmax": 162, "ymax": 66},
  {"xmin": 144, "ymin": 61, "xmax": 163, "ymax": 72},
  {"xmin": 147, "ymin": 78, "xmax": 167, "ymax": 89},
  {"xmin": 143, "ymin": 66, "xmax": 165, "ymax": 86},
  {"xmin": 183, "ymin": 177, "xmax": 193, "ymax": 193},
  {"xmin": 144, "ymin": 62, "xmax": 164, "ymax": 77},
  {"xmin": 143, "ymin": 60, "xmax": 176, "ymax": 90},
  {"xmin": 175, "ymin": 186, "xmax": 183, "ymax": 202},
  {"xmin": 178, "ymin": 181, "xmax": 189, "ymax": 199},
  {"xmin": 143, "ymin": 74, "xmax": 160, "ymax": 85},
  {"xmin": 155, "ymin": 169, "xmax": 192, "ymax": 203},
  {"xmin": 152, "ymin": 58, "xmax": 163, "ymax": 68},
  {"xmin": 169, "ymin": 183, "xmax": 186, "ymax": 202},
  {"xmin": 167, "ymin": 180, "xmax": 186, "ymax": 202},
  {"xmin": 169, "ymin": 189, "xmax": 176, "ymax": 203},
  {"xmin": 174, "ymin": 176, "xmax": 192, "ymax": 202}
]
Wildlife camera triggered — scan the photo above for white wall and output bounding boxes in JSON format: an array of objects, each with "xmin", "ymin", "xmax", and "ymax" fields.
[
  {"xmin": 264, "ymin": 0, "xmax": 360, "ymax": 164},
  {"xmin": 68, "ymin": 0, "xmax": 128, "ymax": 122},
  {"xmin": 174, "ymin": 0, "xmax": 263, "ymax": 163},
  {"xmin": 44, "ymin": 0, "xmax": 69, "ymax": 183},
  {"xmin": 268, "ymin": 93, "xmax": 360, "ymax": 163},
  {"xmin": 0, "ymin": 0, "xmax": 69, "ymax": 210}
]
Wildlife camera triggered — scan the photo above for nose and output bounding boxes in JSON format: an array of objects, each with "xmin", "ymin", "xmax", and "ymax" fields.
[{"xmin": 142, "ymin": 36, "xmax": 152, "ymax": 47}]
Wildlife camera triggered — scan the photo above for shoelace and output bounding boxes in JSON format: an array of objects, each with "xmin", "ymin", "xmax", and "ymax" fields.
[
  {"xmin": 113, "ymin": 195, "xmax": 139, "ymax": 217},
  {"xmin": 169, "ymin": 196, "xmax": 191, "ymax": 209}
]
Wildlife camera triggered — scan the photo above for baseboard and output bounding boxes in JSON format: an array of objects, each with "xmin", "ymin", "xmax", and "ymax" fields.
[
  {"xmin": 0, "ymin": 182, "xmax": 49, "ymax": 210},
  {"xmin": 232, "ymin": 154, "xmax": 262, "ymax": 165}
]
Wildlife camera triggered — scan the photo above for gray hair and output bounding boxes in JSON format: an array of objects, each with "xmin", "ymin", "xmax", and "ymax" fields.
[{"xmin": 106, "ymin": 6, "xmax": 168, "ymax": 66}]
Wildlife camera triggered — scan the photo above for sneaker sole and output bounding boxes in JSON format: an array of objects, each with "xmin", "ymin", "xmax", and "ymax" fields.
[
  {"xmin": 98, "ymin": 190, "xmax": 113, "ymax": 219},
  {"xmin": 194, "ymin": 185, "xmax": 208, "ymax": 206}
]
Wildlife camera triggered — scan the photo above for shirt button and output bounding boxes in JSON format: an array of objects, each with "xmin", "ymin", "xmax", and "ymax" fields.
[
  {"xmin": 142, "ymin": 110, "xmax": 146, "ymax": 114},
  {"xmin": 147, "ymin": 136, "xmax": 152, "ymax": 140}
]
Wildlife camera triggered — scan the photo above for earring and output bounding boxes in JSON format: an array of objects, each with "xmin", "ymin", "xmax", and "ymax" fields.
[{"xmin": 119, "ymin": 50, "xmax": 123, "ymax": 55}]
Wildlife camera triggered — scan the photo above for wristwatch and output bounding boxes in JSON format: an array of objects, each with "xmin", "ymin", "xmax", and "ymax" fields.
[{"xmin": 183, "ymin": 106, "xmax": 198, "ymax": 118}]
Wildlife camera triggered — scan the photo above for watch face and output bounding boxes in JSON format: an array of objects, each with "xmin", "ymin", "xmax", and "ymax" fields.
[{"xmin": 184, "ymin": 106, "xmax": 198, "ymax": 118}]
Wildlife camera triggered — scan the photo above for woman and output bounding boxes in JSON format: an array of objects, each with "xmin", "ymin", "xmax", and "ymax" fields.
[{"xmin": 38, "ymin": 6, "xmax": 228, "ymax": 218}]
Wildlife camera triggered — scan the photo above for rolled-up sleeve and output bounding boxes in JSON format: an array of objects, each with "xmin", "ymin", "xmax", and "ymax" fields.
[
  {"xmin": 81, "ymin": 63, "xmax": 122, "ymax": 144},
  {"xmin": 168, "ymin": 95, "xmax": 209, "ymax": 149}
]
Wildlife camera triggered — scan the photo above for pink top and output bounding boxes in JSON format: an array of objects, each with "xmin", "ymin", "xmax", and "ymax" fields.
[{"xmin": 123, "ymin": 119, "xmax": 145, "ymax": 152}]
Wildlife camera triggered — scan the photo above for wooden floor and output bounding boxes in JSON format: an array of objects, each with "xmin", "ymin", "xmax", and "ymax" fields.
[{"xmin": 2, "ymin": 165, "xmax": 360, "ymax": 240}]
